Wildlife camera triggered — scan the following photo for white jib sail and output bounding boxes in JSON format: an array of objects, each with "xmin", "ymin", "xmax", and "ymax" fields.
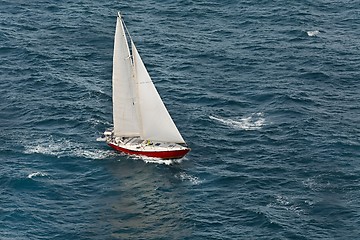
[
  {"xmin": 132, "ymin": 42, "xmax": 185, "ymax": 143},
  {"xmin": 112, "ymin": 13, "xmax": 140, "ymax": 137}
]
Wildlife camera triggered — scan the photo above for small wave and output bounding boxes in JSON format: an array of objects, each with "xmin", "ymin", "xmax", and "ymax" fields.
[
  {"xmin": 209, "ymin": 112, "xmax": 265, "ymax": 130},
  {"xmin": 96, "ymin": 136, "xmax": 106, "ymax": 142},
  {"xmin": 176, "ymin": 172, "xmax": 201, "ymax": 185},
  {"xmin": 307, "ymin": 30, "xmax": 319, "ymax": 37},
  {"xmin": 27, "ymin": 172, "xmax": 48, "ymax": 179},
  {"xmin": 302, "ymin": 177, "xmax": 336, "ymax": 192},
  {"xmin": 267, "ymin": 195, "xmax": 304, "ymax": 216},
  {"xmin": 86, "ymin": 118, "xmax": 111, "ymax": 127}
]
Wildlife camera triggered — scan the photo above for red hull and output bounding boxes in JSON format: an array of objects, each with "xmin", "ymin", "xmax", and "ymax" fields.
[{"xmin": 108, "ymin": 143, "xmax": 190, "ymax": 159}]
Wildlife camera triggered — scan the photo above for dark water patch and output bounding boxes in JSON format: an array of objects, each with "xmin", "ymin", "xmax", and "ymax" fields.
[{"xmin": 299, "ymin": 71, "xmax": 331, "ymax": 81}]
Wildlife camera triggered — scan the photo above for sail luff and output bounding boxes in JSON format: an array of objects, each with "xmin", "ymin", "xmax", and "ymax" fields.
[
  {"xmin": 112, "ymin": 13, "xmax": 140, "ymax": 137},
  {"xmin": 132, "ymin": 43, "xmax": 185, "ymax": 143}
]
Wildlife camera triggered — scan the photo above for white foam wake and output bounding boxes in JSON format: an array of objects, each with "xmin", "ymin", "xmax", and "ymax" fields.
[
  {"xmin": 131, "ymin": 155, "xmax": 184, "ymax": 165},
  {"xmin": 209, "ymin": 112, "xmax": 265, "ymax": 130},
  {"xmin": 24, "ymin": 137, "xmax": 112, "ymax": 160},
  {"xmin": 176, "ymin": 172, "xmax": 202, "ymax": 185}
]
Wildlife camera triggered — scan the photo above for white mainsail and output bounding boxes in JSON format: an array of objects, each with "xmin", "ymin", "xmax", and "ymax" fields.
[
  {"xmin": 112, "ymin": 13, "xmax": 140, "ymax": 137},
  {"xmin": 112, "ymin": 13, "xmax": 185, "ymax": 144},
  {"xmin": 132, "ymin": 42, "xmax": 185, "ymax": 144}
]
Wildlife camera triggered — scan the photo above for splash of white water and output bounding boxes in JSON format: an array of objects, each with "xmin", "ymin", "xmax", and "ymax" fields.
[
  {"xmin": 307, "ymin": 30, "xmax": 320, "ymax": 37},
  {"xmin": 209, "ymin": 112, "xmax": 265, "ymax": 130}
]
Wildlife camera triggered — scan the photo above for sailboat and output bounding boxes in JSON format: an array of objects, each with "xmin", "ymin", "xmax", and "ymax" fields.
[{"xmin": 103, "ymin": 12, "xmax": 190, "ymax": 159}]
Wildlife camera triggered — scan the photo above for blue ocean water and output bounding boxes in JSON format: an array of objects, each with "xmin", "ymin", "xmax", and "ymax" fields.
[{"xmin": 1, "ymin": 0, "xmax": 360, "ymax": 239}]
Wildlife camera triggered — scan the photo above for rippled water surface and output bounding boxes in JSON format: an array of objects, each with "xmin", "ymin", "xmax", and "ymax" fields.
[{"xmin": 1, "ymin": 0, "xmax": 360, "ymax": 239}]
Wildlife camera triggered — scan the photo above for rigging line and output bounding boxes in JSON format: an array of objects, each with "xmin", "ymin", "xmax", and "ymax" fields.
[
  {"xmin": 120, "ymin": 14, "xmax": 133, "ymax": 43},
  {"xmin": 119, "ymin": 13, "xmax": 135, "ymax": 64}
]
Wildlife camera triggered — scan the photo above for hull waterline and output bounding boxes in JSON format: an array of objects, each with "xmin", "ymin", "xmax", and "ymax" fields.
[{"xmin": 108, "ymin": 143, "xmax": 190, "ymax": 159}]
